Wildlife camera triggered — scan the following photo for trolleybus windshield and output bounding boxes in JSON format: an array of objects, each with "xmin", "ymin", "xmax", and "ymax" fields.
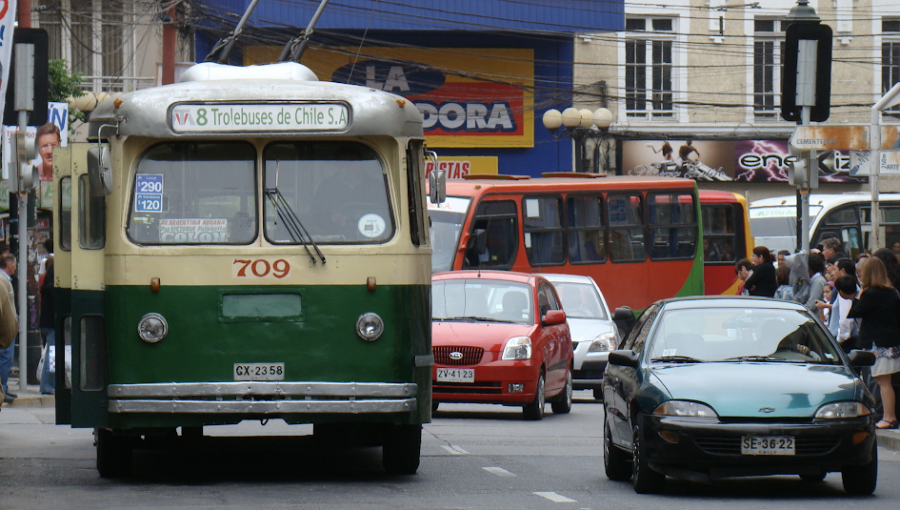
[
  {"xmin": 264, "ymin": 141, "xmax": 393, "ymax": 244},
  {"xmin": 127, "ymin": 142, "xmax": 258, "ymax": 245}
]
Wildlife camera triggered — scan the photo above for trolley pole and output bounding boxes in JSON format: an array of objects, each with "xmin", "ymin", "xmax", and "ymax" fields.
[{"xmin": 12, "ymin": 43, "xmax": 37, "ymax": 392}]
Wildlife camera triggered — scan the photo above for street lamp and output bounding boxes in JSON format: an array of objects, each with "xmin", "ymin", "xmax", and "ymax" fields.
[{"xmin": 542, "ymin": 107, "xmax": 614, "ymax": 173}]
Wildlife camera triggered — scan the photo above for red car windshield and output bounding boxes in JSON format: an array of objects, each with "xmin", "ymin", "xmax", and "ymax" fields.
[{"xmin": 433, "ymin": 279, "xmax": 534, "ymax": 324}]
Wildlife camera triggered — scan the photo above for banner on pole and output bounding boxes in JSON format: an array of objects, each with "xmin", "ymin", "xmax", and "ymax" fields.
[{"xmin": 0, "ymin": 0, "xmax": 17, "ymax": 124}]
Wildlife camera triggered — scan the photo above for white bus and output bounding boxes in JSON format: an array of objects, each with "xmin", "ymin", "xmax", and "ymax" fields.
[{"xmin": 749, "ymin": 193, "xmax": 900, "ymax": 256}]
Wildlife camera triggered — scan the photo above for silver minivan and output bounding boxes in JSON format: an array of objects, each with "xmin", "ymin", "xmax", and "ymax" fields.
[{"xmin": 543, "ymin": 274, "xmax": 619, "ymax": 400}]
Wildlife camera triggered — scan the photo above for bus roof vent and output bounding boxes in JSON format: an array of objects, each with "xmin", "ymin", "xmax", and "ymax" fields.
[
  {"xmin": 462, "ymin": 174, "xmax": 530, "ymax": 180},
  {"xmin": 178, "ymin": 62, "xmax": 319, "ymax": 83},
  {"xmin": 540, "ymin": 172, "xmax": 606, "ymax": 178}
]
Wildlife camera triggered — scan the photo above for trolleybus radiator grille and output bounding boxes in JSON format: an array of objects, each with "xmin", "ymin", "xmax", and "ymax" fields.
[{"xmin": 433, "ymin": 346, "xmax": 484, "ymax": 365}]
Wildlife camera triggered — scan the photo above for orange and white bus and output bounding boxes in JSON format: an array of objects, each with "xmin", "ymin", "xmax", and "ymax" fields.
[
  {"xmin": 427, "ymin": 174, "xmax": 703, "ymax": 311},
  {"xmin": 698, "ymin": 191, "xmax": 753, "ymax": 296}
]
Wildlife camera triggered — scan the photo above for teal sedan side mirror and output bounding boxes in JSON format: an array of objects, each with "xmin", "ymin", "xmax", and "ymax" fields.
[
  {"xmin": 608, "ymin": 349, "xmax": 640, "ymax": 368},
  {"xmin": 847, "ymin": 350, "xmax": 876, "ymax": 367}
]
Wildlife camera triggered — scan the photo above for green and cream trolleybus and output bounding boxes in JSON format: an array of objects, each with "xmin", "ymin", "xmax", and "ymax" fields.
[{"xmin": 52, "ymin": 62, "xmax": 433, "ymax": 477}]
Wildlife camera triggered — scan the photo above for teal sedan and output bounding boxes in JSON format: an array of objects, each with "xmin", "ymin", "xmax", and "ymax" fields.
[{"xmin": 602, "ymin": 297, "xmax": 877, "ymax": 495}]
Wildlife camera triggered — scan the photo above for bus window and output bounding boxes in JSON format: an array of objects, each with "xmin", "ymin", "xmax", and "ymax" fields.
[
  {"xmin": 608, "ymin": 194, "xmax": 646, "ymax": 262},
  {"xmin": 59, "ymin": 176, "xmax": 72, "ymax": 251},
  {"xmin": 648, "ymin": 192, "xmax": 696, "ymax": 260},
  {"xmin": 702, "ymin": 205, "xmax": 736, "ymax": 263},
  {"xmin": 78, "ymin": 175, "xmax": 106, "ymax": 250},
  {"xmin": 264, "ymin": 141, "xmax": 393, "ymax": 244},
  {"xmin": 522, "ymin": 196, "xmax": 565, "ymax": 265},
  {"xmin": 463, "ymin": 201, "xmax": 518, "ymax": 270},
  {"xmin": 823, "ymin": 206, "xmax": 858, "ymax": 225},
  {"xmin": 406, "ymin": 140, "xmax": 427, "ymax": 247},
  {"xmin": 567, "ymin": 195, "xmax": 606, "ymax": 263},
  {"xmin": 127, "ymin": 142, "xmax": 257, "ymax": 245}
]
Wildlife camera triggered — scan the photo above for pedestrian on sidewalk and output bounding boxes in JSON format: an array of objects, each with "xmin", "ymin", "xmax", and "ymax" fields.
[
  {"xmin": 848, "ymin": 256, "xmax": 900, "ymax": 430},
  {"xmin": 39, "ymin": 242, "xmax": 55, "ymax": 395},
  {"xmin": 0, "ymin": 254, "xmax": 17, "ymax": 403},
  {"xmin": 744, "ymin": 246, "xmax": 777, "ymax": 297}
]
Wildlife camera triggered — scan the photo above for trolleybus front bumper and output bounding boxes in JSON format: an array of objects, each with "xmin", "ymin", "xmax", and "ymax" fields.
[{"xmin": 108, "ymin": 382, "xmax": 417, "ymax": 414}]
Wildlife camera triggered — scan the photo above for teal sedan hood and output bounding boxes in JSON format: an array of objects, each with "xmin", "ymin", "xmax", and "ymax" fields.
[{"xmin": 647, "ymin": 363, "xmax": 864, "ymax": 419}]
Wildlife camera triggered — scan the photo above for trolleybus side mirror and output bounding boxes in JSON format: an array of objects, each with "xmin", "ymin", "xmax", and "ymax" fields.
[
  {"xmin": 87, "ymin": 146, "xmax": 113, "ymax": 196},
  {"xmin": 427, "ymin": 149, "xmax": 445, "ymax": 204}
]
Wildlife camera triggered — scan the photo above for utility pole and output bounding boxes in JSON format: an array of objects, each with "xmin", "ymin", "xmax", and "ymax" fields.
[
  {"xmin": 161, "ymin": 1, "xmax": 177, "ymax": 85},
  {"xmin": 17, "ymin": 0, "xmax": 30, "ymax": 28},
  {"xmin": 782, "ymin": 0, "xmax": 831, "ymax": 255}
]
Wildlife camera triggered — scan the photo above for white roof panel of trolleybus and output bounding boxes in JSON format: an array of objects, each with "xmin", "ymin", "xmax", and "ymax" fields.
[{"xmin": 750, "ymin": 193, "xmax": 900, "ymax": 211}]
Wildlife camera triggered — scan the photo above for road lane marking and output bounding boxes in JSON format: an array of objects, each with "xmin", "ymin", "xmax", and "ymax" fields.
[
  {"xmin": 483, "ymin": 467, "xmax": 516, "ymax": 477},
  {"xmin": 534, "ymin": 492, "xmax": 577, "ymax": 503},
  {"xmin": 441, "ymin": 445, "xmax": 469, "ymax": 455}
]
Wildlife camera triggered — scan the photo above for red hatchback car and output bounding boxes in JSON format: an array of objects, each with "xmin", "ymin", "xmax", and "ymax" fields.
[{"xmin": 431, "ymin": 271, "xmax": 574, "ymax": 420}]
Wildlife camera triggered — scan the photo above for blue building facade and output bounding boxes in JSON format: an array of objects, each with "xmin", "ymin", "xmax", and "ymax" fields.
[{"xmin": 195, "ymin": 0, "xmax": 624, "ymax": 176}]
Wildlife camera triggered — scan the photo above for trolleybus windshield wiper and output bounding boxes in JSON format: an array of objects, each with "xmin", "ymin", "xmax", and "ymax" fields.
[{"xmin": 265, "ymin": 188, "xmax": 326, "ymax": 264}]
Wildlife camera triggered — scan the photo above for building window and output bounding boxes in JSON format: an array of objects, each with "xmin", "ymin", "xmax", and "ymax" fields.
[
  {"xmin": 884, "ymin": 19, "xmax": 900, "ymax": 117},
  {"xmin": 39, "ymin": 0, "xmax": 133, "ymax": 93},
  {"xmin": 753, "ymin": 18, "xmax": 784, "ymax": 119},
  {"xmin": 625, "ymin": 18, "xmax": 674, "ymax": 120}
]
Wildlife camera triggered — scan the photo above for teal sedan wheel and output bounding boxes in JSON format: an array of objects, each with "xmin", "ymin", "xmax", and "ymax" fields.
[
  {"xmin": 632, "ymin": 415, "xmax": 665, "ymax": 494},
  {"xmin": 842, "ymin": 441, "xmax": 877, "ymax": 495}
]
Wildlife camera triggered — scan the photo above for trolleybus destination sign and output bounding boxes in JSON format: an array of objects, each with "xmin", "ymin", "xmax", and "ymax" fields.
[{"xmin": 170, "ymin": 103, "xmax": 350, "ymax": 133}]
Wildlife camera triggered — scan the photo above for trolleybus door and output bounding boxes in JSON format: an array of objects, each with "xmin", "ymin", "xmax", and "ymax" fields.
[
  {"xmin": 53, "ymin": 145, "xmax": 73, "ymax": 424},
  {"xmin": 67, "ymin": 143, "xmax": 110, "ymax": 428}
]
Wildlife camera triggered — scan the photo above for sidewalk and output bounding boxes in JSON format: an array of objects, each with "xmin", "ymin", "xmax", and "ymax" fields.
[
  {"xmin": 1, "ymin": 374, "xmax": 55, "ymax": 409},
  {"xmin": 877, "ymin": 428, "xmax": 900, "ymax": 452}
]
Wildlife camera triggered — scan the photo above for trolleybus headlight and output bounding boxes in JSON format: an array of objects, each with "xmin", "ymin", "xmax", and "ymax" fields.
[
  {"xmin": 138, "ymin": 313, "xmax": 168, "ymax": 343},
  {"xmin": 356, "ymin": 313, "xmax": 384, "ymax": 341}
]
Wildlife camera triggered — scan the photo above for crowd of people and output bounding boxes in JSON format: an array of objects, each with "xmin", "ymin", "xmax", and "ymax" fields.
[
  {"xmin": 734, "ymin": 239, "xmax": 900, "ymax": 430},
  {"xmin": 0, "ymin": 240, "xmax": 54, "ymax": 406}
]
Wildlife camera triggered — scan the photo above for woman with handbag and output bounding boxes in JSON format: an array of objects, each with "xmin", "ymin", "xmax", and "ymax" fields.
[{"xmin": 848, "ymin": 256, "xmax": 900, "ymax": 429}]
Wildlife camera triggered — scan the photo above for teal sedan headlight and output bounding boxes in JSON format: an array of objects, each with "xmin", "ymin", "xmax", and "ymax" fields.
[
  {"xmin": 652, "ymin": 400, "xmax": 719, "ymax": 420},
  {"xmin": 814, "ymin": 402, "xmax": 872, "ymax": 419}
]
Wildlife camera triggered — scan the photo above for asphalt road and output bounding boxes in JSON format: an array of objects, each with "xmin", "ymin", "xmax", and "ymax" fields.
[{"xmin": 1, "ymin": 392, "xmax": 899, "ymax": 510}]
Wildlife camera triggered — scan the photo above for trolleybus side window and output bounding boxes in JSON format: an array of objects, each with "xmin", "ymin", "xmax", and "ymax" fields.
[
  {"xmin": 648, "ymin": 192, "xmax": 697, "ymax": 260},
  {"xmin": 127, "ymin": 142, "xmax": 257, "ymax": 245},
  {"xmin": 701, "ymin": 204, "xmax": 738, "ymax": 263},
  {"xmin": 78, "ymin": 175, "xmax": 106, "ymax": 249},
  {"xmin": 567, "ymin": 195, "xmax": 607, "ymax": 264},
  {"xmin": 407, "ymin": 140, "xmax": 427, "ymax": 246},
  {"xmin": 59, "ymin": 176, "xmax": 72, "ymax": 251},
  {"xmin": 608, "ymin": 193, "xmax": 646, "ymax": 262},
  {"xmin": 264, "ymin": 141, "xmax": 394, "ymax": 244},
  {"xmin": 522, "ymin": 196, "xmax": 565, "ymax": 266},
  {"xmin": 463, "ymin": 200, "xmax": 518, "ymax": 270}
]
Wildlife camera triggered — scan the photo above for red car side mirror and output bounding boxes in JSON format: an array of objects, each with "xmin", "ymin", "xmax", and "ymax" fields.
[{"xmin": 543, "ymin": 309, "xmax": 567, "ymax": 326}]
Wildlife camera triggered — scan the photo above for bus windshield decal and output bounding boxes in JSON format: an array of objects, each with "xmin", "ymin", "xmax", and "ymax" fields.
[
  {"xmin": 159, "ymin": 219, "xmax": 228, "ymax": 243},
  {"xmin": 170, "ymin": 103, "xmax": 350, "ymax": 133},
  {"xmin": 749, "ymin": 206, "xmax": 822, "ymax": 219}
]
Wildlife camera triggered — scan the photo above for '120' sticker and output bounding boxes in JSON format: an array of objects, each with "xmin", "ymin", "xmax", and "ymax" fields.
[{"xmin": 233, "ymin": 259, "xmax": 291, "ymax": 279}]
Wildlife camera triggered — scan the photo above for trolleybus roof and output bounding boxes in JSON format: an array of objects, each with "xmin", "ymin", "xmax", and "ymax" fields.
[{"xmin": 88, "ymin": 62, "xmax": 424, "ymax": 140}]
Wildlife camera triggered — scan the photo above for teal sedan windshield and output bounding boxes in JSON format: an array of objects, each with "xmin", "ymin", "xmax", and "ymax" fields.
[{"xmin": 647, "ymin": 308, "xmax": 842, "ymax": 364}]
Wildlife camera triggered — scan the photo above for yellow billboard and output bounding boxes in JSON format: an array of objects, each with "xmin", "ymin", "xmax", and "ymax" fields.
[{"xmin": 245, "ymin": 46, "xmax": 534, "ymax": 149}]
